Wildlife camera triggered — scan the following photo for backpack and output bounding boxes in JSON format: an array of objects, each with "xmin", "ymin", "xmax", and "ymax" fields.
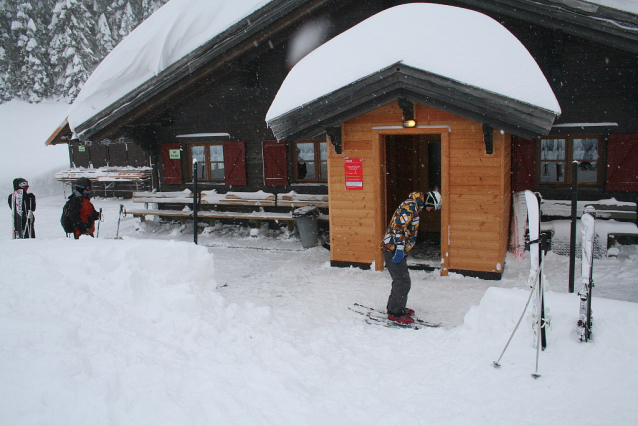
[{"xmin": 61, "ymin": 199, "xmax": 74, "ymax": 233}]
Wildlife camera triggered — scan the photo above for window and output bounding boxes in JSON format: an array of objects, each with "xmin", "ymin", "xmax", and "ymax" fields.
[
  {"xmin": 186, "ymin": 141, "xmax": 246, "ymax": 185},
  {"xmin": 538, "ymin": 135, "xmax": 602, "ymax": 186},
  {"xmin": 294, "ymin": 141, "xmax": 327, "ymax": 181},
  {"xmin": 190, "ymin": 144, "xmax": 224, "ymax": 181}
]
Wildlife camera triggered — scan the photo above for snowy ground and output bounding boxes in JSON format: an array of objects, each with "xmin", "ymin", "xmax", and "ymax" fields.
[
  {"xmin": 2, "ymin": 193, "xmax": 638, "ymax": 425},
  {"xmin": 1, "ymin": 101, "xmax": 638, "ymax": 425}
]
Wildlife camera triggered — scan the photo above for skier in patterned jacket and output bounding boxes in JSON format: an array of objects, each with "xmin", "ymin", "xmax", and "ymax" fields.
[
  {"xmin": 381, "ymin": 190, "xmax": 441, "ymax": 324},
  {"xmin": 7, "ymin": 178, "xmax": 36, "ymax": 239}
]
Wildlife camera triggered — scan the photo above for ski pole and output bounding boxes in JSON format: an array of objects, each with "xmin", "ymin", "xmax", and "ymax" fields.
[
  {"xmin": 493, "ymin": 273, "xmax": 539, "ymax": 368},
  {"xmin": 96, "ymin": 208, "xmax": 103, "ymax": 238},
  {"xmin": 532, "ymin": 270, "xmax": 545, "ymax": 379},
  {"xmin": 25, "ymin": 210, "xmax": 34, "ymax": 238},
  {"xmin": 116, "ymin": 204, "xmax": 124, "ymax": 239}
]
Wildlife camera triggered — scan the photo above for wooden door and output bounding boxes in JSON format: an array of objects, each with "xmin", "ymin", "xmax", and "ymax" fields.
[{"xmin": 160, "ymin": 143, "xmax": 183, "ymax": 184}]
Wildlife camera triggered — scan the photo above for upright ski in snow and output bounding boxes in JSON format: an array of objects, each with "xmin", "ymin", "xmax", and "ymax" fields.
[
  {"xmin": 577, "ymin": 206, "xmax": 596, "ymax": 342},
  {"xmin": 524, "ymin": 190, "xmax": 547, "ymax": 378},
  {"xmin": 493, "ymin": 191, "xmax": 548, "ymax": 377}
]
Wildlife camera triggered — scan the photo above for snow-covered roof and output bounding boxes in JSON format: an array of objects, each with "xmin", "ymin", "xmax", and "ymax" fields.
[
  {"xmin": 266, "ymin": 3, "xmax": 560, "ymax": 123},
  {"xmin": 589, "ymin": 0, "xmax": 638, "ymax": 14},
  {"xmin": 66, "ymin": 0, "xmax": 271, "ymax": 136}
]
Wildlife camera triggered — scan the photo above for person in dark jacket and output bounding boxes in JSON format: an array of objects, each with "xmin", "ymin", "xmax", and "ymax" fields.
[
  {"xmin": 68, "ymin": 177, "xmax": 100, "ymax": 239},
  {"xmin": 8, "ymin": 178, "xmax": 36, "ymax": 239},
  {"xmin": 380, "ymin": 190, "xmax": 441, "ymax": 324}
]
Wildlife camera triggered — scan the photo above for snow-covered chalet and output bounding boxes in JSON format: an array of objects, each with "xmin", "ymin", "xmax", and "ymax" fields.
[{"xmin": 46, "ymin": 0, "xmax": 638, "ymax": 279}]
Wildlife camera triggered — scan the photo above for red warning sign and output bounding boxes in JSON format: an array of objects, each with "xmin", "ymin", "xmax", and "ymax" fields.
[{"xmin": 344, "ymin": 158, "xmax": 363, "ymax": 191}]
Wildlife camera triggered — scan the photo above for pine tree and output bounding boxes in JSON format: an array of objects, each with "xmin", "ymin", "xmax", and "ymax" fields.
[
  {"xmin": 0, "ymin": 0, "xmax": 169, "ymax": 103},
  {"xmin": 15, "ymin": 1, "xmax": 53, "ymax": 101},
  {"xmin": 141, "ymin": 0, "xmax": 166, "ymax": 20},
  {"xmin": 49, "ymin": 0, "xmax": 98, "ymax": 100},
  {"xmin": 0, "ymin": 0, "xmax": 19, "ymax": 101},
  {"xmin": 118, "ymin": 1, "xmax": 136, "ymax": 39},
  {"xmin": 96, "ymin": 13, "xmax": 115, "ymax": 58}
]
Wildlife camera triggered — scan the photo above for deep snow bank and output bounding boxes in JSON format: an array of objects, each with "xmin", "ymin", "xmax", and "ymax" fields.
[{"xmin": 2, "ymin": 238, "xmax": 638, "ymax": 425}]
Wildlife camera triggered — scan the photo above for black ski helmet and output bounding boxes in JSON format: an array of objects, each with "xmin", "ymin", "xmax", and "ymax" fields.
[
  {"xmin": 13, "ymin": 178, "xmax": 28, "ymax": 190},
  {"xmin": 74, "ymin": 177, "xmax": 92, "ymax": 191}
]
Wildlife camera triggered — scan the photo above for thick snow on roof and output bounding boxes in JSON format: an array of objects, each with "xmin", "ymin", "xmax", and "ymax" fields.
[
  {"xmin": 591, "ymin": 0, "xmax": 638, "ymax": 14},
  {"xmin": 266, "ymin": 3, "xmax": 560, "ymax": 122},
  {"xmin": 66, "ymin": 0, "xmax": 271, "ymax": 134}
]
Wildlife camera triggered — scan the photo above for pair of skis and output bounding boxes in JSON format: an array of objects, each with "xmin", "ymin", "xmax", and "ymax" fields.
[
  {"xmin": 577, "ymin": 206, "xmax": 596, "ymax": 342},
  {"xmin": 350, "ymin": 303, "xmax": 441, "ymax": 329},
  {"xmin": 10, "ymin": 189, "xmax": 34, "ymax": 239},
  {"xmin": 494, "ymin": 190, "xmax": 548, "ymax": 378}
]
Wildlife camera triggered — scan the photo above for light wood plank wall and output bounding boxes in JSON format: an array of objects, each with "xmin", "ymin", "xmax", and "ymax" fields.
[{"xmin": 327, "ymin": 101, "xmax": 511, "ymax": 276}]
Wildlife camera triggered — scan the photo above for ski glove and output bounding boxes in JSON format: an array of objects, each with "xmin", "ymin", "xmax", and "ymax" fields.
[{"xmin": 392, "ymin": 244, "xmax": 405, "ymax": 263}]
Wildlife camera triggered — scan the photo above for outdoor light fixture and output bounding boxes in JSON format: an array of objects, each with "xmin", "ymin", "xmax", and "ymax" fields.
[
  {"xmin": 398, "ymin": 97, "xmax": 416, "ymax": 128},
  {"xmin": 403, "ymin": 119, "xmax": 417, "ymax": 128}
]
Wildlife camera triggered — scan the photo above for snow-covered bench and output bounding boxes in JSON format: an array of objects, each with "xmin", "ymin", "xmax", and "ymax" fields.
[
  {"xmin": 55, "ymin": 167, "xmax": 153, "ymax": 197},
  {"xmin": 540, "ymin": 198, "xmax": 637, "ymax": 222},
  {"xmin": 511, "ymin": 193, "xmax": 637, "ymax": 258},
  {"xmin": 126, "ymin": 190, "xmax": 328, "ymax": 226}
]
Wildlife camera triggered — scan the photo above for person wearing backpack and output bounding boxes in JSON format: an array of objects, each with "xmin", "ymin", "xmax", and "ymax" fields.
[
  {"xmin": 8, "ymin": 178, "xmax": 36, "ymax": 239},
  {"xmin": 66, "ymin": 177, "xmax": 100, "ymax": 239}
]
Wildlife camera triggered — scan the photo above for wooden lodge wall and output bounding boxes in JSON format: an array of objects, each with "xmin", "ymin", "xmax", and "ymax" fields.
[{"xmin": 328, "ymin": 101, "xmax": 511, "ymax": 277}]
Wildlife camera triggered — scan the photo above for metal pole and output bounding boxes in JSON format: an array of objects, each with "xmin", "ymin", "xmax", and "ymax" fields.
[
  {"xmin": 192, "ymin": 159, "xmax": 198, "ymax": 245},
  {"xmin": 568, "ymin": 161, "xmax": 579, "ymax": 293}
]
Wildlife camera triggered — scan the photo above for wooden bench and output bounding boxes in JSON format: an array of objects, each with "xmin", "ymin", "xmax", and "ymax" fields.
[{"xmin": 126, "ymin": 190, "xmax": 329, "ymax": 227}]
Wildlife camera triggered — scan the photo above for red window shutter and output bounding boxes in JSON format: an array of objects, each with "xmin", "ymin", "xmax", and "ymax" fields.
[
  {"xmin": 223, "ymin": 141, "xmax": 247, "ymax": 185},
  {"xmin": 607, "ymin": 134, "xmax": 638, "ymax": 191},
  {"xmin": 512, "ymin": 136, "xmax": 536, "ymax": 192},
  {"xmin": 263, "ymin": 140, "xmax": 288, "ymax": 186},
  {"xmin": 160, "ymin": 143, "xmax": 183, "ymax": 184}
]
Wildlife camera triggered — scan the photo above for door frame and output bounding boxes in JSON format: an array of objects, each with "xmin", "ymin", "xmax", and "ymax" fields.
[{"xmin": 374, "ymin": 127, "xmax": 450, "ymax": 275}]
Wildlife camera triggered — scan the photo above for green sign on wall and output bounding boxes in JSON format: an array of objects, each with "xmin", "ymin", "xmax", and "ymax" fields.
[{"xmin": 169, "ymin": 149, "xmax": 181, "ymax": 159}]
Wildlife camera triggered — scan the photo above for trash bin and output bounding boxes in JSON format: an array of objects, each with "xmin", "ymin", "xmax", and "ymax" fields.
[{"xmin": 293, "ymin": 205, "xmax": 320, "ymax": 248}]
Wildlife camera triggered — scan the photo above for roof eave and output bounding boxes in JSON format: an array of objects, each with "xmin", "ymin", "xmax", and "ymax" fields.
[
  {"xmin": 457, "ymin": 0, "xmax": 638, "ymax": 54},
  {"xmin": 267, "ymin": 63, "xmax": 559, "ymax": 141},
  {"xmin": 45, "ymin": 118, "xmax": 72, "ymax": 146}
]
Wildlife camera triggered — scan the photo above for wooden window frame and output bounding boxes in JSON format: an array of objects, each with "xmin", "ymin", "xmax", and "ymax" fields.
[
  {"xmin": 187, "ymin": 142, "xmax": 225, "ymax": 182},
  {"xmin": 536, "ymin": 134, "xmax": 603, "ymax": 187},
  {"xmin": 292, "ymin": 140, "xmax": 327, "ymax": 182}
]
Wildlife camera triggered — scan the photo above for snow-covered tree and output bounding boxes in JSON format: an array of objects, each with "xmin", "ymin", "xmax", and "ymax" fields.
[
  {"xmin": 49, "ymin": 0, "xmax": 98, "ymax": 100},
  {"xmin": 141, "ymin": 0, "xmax": 166, "ymax": 20},
  {"xmin": 0, "ymin": 0, "xmax": 19, "ymax": 101},
  {"xmin": 96, "ymin": 12, "xmax": 115, "ymax": 58},
  {"xmin": 0, "ymin": 0, "xmax": 168, "ymax": 103},
  {"xmin": 14, "ymin": 1, "xmax": 53, "ymax": 102}
]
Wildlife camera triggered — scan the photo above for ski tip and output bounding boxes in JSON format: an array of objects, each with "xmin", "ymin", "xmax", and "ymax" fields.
[
  {"xmin": 493, "ymin": 361, "xmax": 501, "ymax": 368},
  {"xmin": 531, "ymin": 373, "xmax": 541, "ymax": 379}
]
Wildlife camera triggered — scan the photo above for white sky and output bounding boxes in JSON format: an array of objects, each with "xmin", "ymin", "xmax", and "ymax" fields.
[{"xmin": 267, "ymin": 3, "xmax": 561, "ymax": 122}]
